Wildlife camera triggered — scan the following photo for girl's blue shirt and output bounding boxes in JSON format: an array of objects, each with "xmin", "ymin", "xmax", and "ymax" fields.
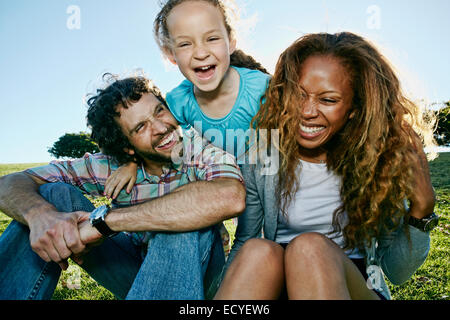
[{"xmin": 166, "ymin": 66, "xmax": 270, "ymax": 160}]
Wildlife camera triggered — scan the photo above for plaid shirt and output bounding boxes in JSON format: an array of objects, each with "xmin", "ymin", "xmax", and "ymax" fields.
[{"xmin": 26, "ymin": 127, "xmax": 243, "ymax": 249}]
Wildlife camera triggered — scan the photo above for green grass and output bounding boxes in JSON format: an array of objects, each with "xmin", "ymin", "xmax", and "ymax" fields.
[
  {"xmin": 0, "ymin": 156, "xmax": 449, "ymax": 300},
  {"xmin": 0, "ymin": 163, "xmax": 48, "ymax": 176}
]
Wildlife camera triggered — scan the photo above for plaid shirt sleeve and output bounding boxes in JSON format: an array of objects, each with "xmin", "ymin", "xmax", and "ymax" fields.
[
  {"xmin": 24, "ymin": 153, "xmax": 115, "ymax": 196},
  {"xmin": 196, "ymin": 144, "xmax": 244, "ymax": 183},
  {"xmin": 182, "ymin": 128, "xmax": 244, "ymax": 183}
]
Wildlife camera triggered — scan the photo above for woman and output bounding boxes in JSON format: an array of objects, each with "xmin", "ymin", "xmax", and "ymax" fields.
[{"xmin": 215, "ymin": 32, "xmax": 438, "ymax": 300}]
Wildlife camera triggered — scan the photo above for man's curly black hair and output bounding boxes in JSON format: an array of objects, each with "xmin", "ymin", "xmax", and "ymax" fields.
[{"xmin": 86, "ymin": 73, "xmax": 168, "ymax": 164}]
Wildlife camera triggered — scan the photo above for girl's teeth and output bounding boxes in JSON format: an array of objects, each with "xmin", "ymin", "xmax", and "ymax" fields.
[{"xmin": 197, "ymin": 65, "xmax": 213, "ymax": 71}]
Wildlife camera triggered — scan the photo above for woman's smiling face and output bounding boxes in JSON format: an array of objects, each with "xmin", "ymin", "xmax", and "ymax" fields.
[{"xmin": 296, "ymin": 55, "xmax": 354, "ymax": 157}]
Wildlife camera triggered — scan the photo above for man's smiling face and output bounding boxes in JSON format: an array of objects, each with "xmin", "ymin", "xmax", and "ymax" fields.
[{"xmin": 116, "ymin": 93, "xmax": 183, "ymax": 169}]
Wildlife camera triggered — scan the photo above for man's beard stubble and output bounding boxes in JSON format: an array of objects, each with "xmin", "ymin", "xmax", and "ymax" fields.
[{"xmin": 135, "ymin": 126, "xmax": 184, "ymax": 165}]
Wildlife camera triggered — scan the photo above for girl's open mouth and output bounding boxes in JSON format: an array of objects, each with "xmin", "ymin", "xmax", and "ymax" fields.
[{"xmin": 194, "ymin": 65, "xmax": 216, "ymax": 80}]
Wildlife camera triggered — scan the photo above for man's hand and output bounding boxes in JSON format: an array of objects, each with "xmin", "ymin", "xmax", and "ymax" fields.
[
  {"xmin": 78, "ymin": 219, "xmax": 104, "ymax": 246},
  {"xmin": 27, "ymin": 210, "xmax": 89, "ymax": 270}
]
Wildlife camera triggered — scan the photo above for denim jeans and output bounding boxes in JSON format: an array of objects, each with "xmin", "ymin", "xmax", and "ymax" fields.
[{"xmin": 0, "ymin": 183, "xmax": 224, "ymax": 300}]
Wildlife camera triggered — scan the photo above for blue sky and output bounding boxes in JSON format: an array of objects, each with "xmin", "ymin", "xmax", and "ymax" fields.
[{"xmin": 0, "ymin": 0, "xmax": 449, "ymax": 163}]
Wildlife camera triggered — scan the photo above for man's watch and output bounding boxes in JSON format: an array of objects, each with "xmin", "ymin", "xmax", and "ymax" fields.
[
  {"xmin": 408, "ymin": 212, "xmax": 440, "ymax": 232},
  {"xmin": 89, "ymin": 205, "xmax": 118, "ymax": 238}
]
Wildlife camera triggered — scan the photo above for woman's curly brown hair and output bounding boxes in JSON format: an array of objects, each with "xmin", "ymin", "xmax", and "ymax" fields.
[{"xmin": 252, "ymin": 32, "xmax": 436, "ymax": 250}]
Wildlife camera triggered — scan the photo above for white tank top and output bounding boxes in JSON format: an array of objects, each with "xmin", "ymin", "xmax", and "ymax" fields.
[{"xmin": 275, "ymin": 160, "xmax": 363, "ymax": 259}]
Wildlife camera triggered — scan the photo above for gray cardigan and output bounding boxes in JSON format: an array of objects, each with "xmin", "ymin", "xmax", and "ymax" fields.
[{"xmin": 226, "ymin": 164, "xmax": 431, "ymax": 300}]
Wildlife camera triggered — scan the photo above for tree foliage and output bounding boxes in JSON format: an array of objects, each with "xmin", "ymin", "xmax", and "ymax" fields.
[
  {"xmin": 435, "ymin": 102, "xmax": 450, "ymax": 146},
  {"xmin": 48, "ymin": 132, "xmax": 100, "ymax": 159}
]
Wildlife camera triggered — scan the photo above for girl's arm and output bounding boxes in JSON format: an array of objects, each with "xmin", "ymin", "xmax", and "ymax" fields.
[{"xmin": 104, "ymin": 162, "xmax": 138, "ymax": 199}]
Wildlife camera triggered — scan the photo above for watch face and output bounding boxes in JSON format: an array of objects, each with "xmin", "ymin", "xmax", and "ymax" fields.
[{"xmin": 90, "ymin": 205, "xmax": 108, "ymax": 222}]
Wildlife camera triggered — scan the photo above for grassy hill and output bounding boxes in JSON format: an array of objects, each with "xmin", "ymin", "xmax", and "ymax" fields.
[{"xmin": 0, "ymin": 155, "xmax": 449, "ymax": 300}]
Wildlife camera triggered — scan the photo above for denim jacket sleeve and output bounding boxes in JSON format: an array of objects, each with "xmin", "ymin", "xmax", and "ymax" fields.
[
  {"xmin": 376, "ymin": 222, "xmax": 431, "ymax": 285},
  {"xmin": 225, "ymin": 165, "xmax": 264, "ymax": 269}
]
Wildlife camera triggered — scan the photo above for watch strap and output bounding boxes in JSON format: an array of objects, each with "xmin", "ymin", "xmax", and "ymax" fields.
[
  {"xmin": 93, "ymin": 219, "xmax": 117, "ymax": 238},
  {"xmin": 408, "ymin": 212, "xmax": 439, "ymax": 232}
]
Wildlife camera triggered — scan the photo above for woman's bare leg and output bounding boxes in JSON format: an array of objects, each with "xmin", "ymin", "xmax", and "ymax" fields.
[
  {"xmin": 284, "ymin": 232, "xmax": 380, "ymax": 300},
  {"xmin": 215, "ymin": 239, "xmax": 285, "ymax": 300}
]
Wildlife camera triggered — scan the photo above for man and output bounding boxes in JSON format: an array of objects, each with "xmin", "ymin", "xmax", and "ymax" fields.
[{"xmin": 0, "ymin": 74, "xmax": 245, "ymax": 300}]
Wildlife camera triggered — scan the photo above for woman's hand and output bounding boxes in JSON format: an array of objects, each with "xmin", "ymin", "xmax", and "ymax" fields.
[
  {"xmin": 408, "ymin": 132, "xmax": 436, "ymax": 219},
  {"xmin": 104, "ymin": 162, "xmax": 138, "ymax": 199}
]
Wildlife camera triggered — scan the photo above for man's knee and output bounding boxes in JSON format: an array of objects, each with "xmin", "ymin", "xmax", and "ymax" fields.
[
  {"xmin": 39, "ymin": 182, "xmax": 77, "ymax": 197},
  {"xmin": 38, "ymin": 183, "xmax": 95, "ymax": 213}
]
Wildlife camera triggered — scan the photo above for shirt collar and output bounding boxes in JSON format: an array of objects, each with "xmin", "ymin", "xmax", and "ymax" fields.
[{"xmin": 139, "ymin": 163, "xmax": 174, "ymax": 183}]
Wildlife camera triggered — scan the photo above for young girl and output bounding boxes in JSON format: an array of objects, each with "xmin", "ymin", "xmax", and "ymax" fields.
[{"xmin": 104, "ymin": 0, "xmax": 270, "ymax": 198}]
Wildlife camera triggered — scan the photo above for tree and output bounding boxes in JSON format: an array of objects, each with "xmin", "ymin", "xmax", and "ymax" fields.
[
  {"xmin": 48, "ymin": 132, "xmax": 100, "ymax": 159},
  {"xmin": 435, "ymin": 102, "xmax": 450, "ymax": 146}
]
